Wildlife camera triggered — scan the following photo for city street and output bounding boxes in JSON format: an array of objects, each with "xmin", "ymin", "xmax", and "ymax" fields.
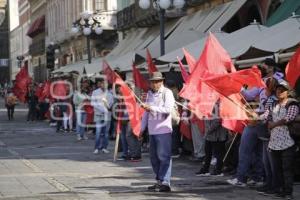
[{"xmin": 0, "ymin": 98, "xmax": 299, "ymax": 200}]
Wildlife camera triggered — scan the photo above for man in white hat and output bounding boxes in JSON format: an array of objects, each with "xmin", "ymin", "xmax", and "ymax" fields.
[{"xmin": 141, "ymin": 72, "xmax": 175, "ymax": 192}]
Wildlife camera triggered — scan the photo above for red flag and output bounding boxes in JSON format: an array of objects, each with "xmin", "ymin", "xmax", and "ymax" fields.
[
  {"xmin": 40, "ymin": 81, "xmax": 51, "ymax": 101},
  {"xmin": 102, "ymin": 60, "xmax": 118, "ymax": 84},
  {"xmin": 220, "ymin": 94, "xmax": 248, "ymax": 134},
  {"xmin": 117, "ymin": 80, "xmax": 145, "ymax": 137},
  {"xmin": 146, "ymin": 49, "xmax": 158, "ymax": 74},
  {"xmin": 183, "ymin": 48, "xmax": 196, "ymax": 73},
  {"xmin": 286, "ymin": 47, "xmax": 300, "ymax": 88},
  {"xmin": 104, "ymin": 62, "xmax": 145, "ymax": 136},
  {"xmin": 204, "ymin": 66, "xmax": 265, "ymax": 97},
  {"xmin": 132, "ymin": 64, "xmax": 149, "ymax": 92},
  {"xmin": 191, "ymin": 115, "xmax": 205, "ymax": 134},
  {"xmin": 179, "ymin": 33, "xmax": 235, "ymax": 117},
  {"xmin": 180, "ymin": 121, "xmax": 192, "ymax": 140},
  {"xmin": 194, "ymin": 32, "xmax": 236, "ymax": 74},
  {"xmin": 222, "ymin": 120, "xmax": 246, "ymax": 134},
  {"xmin": 13, "ymin": 62, "xmax": 32, "ymax": 103},
  {"xmin": 84, "ymin": 100, "xmax": 94, "ymax": 124},
  {"xmin": 177, "ymin": 57, "xmax": 189, "ymax": 82},
  {"xmin": 52, "ymin": 81, "xmax": 68, "ymax": 99}
]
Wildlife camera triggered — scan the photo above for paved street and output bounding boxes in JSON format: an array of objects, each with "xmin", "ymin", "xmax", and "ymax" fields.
[{"xmin": 0, "ymin": 98, "xmax": 299, "ymax": 200}]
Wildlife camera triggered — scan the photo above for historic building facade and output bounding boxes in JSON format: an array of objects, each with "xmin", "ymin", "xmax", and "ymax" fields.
[
  {"xmin": 27, "ymin": 0, "xmax": 47, "ymax": 82},
  {"xmin": 10, "ymin": 0, "xmax": 31, "ymax": 80},
  {"xmin": 46, "ymin": 0, "xmax": 118, "ymax": 72}
]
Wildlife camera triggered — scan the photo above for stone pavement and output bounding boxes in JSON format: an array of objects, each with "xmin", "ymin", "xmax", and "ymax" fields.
[{"xmin": 0, "ymin": 98, "xmax": 299, "ymax": 200}]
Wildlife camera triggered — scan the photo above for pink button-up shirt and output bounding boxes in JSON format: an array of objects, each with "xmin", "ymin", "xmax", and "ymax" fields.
[{"xmin": 141, "ymin": 85, "xmax": 175, "ymax": 135}]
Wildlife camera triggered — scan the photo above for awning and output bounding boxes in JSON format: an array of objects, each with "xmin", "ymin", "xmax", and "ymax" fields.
[
  {"xmin": 266, "ymin": 0, "xmax": 300, "ymax": 26},
  {"xmin": 27, "ymin": 15, "xmax": 45, "ymax": 38},
  {"xmin": 138, "ymin": 0, "xmax": 247, "ymax": 59},
  {"xmin": 158, "ymin": 31, "xmax": 228, "ymax": 63},
  {"xmin": 220, "ymin": 21, "xmax": 268, "ymax": 58},
  {"xmin": 52, "ymin": 60, "xmax": 87, "ymax": 74},
  {"xmin": 251, "ymin": 15, "xmax": 300, "ymax": 53},
  {"xmin": 108, "ymin": 28, "xmax": 149, "ymax": 57},
  {"xmin": 105, "ymin": 20, "xmax": 179, "ymax": 71}
]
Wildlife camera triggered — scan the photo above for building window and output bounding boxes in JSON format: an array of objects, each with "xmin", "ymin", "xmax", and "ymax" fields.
[
  {"xmin": 0, "ymin": 59, "xmax": 9, "ymax": 66},
  {"xmin": 95, "ymin": 0, "xmax": 106, "ymax": 11}
]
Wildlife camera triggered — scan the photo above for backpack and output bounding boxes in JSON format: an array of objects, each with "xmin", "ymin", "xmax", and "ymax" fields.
[
  {"xmin": 162, "ymin": 88, "xmax": 180, "ymax": 125},
  {"xmin": 285, "ymin": 99, "xmax": 300, "ymax": 140}
]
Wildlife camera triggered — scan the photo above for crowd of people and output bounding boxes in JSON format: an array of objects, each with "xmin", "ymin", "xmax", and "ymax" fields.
[{"xmin": 2, "ymin": 58, "xmax": 300, "ymax": 198}]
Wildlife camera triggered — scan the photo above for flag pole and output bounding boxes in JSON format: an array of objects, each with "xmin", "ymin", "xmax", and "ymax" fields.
[
  {"xmin": 203, "ymin": 82, "xmax": 255, "ymax": 118},
  {"xmin": 223, "ymin": 132, "xmax": 238, "ymax": 163},
  {"xmin": 113, "ymin": 133, "xmax": 120, "ymax": 162}
]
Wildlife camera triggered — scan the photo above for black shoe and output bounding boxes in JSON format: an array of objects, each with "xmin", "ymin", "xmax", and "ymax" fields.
[
  {"xmin": 195, "ymin": 168, "xmax": 210, "ymax": 176},
  {"xmin": 210, "ymin": 170, "xmax": 224, "ymax": 176},
  {"xmin": 148, "ymin": 183, "xmax": 160, "ymax": 191},
  {"xmin": 117, "ymin": 155, "xmax": 129, "ymax": 161},
  {"xmin": 159, "ymin": 185, "xmax": 171, "ymax": 192},
  {"xmin": 129, "ymin": 156, "xmax": 142, "ymax": 162}
]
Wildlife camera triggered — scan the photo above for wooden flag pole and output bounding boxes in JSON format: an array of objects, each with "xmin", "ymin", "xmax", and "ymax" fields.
[
  {"xmin": 223, "ymin": 132, "xmax": 238, "ymax": 163},
  {"xmin": 113, "ymin": 132, "xmax": 120, "ymax": 162}
]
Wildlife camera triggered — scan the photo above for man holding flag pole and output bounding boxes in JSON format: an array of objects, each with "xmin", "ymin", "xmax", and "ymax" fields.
[{"xmin": 140, "ymin": 71, "xmax": 175, "ymax": 192}]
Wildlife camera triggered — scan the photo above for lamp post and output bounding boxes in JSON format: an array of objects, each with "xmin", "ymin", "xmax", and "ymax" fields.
[
  {"xmin": 16, "ymin": 55, "xmax": 25, "ymax": 68},
  {"xmin": 71, "ymin": 11, "xmax": 103, "ymax": 64},
  {"xmin": 139, "ymin": 0, "xmax": 185, "ymax": 56}
]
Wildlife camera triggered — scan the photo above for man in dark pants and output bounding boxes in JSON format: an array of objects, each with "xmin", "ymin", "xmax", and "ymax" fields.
[
  {"xmin": 26, "ymin": 85, "xmax": 38, "ymax": 121},
  {"xmin": 141, "ymin": 72, "xmax": 175, "ymax": 192}
]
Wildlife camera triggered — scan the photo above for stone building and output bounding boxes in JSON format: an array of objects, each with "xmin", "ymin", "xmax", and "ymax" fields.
[
  {"xmin": 0, "ymin": 0, "xmax": 9, "ymax": 83},
  {"xmin": 26, "ymin": 0, "xmax": 46, "ymax": 82},
  {"xmin": 46, "ymin": 0, "xmax": 118, "ymax": 73},
  {"xmin": 9, "ymin": 0, "xmax": 31, "ymax": 80}
]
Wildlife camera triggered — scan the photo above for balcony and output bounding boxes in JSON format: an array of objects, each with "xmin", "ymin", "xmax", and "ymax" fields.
[
  {"xmin": 117, "ymin": 1, "xmax": 187, "ymax": 30},
  {"xmin": 93, "ymin": 10, "xmax": 117, "ymax": 30}
]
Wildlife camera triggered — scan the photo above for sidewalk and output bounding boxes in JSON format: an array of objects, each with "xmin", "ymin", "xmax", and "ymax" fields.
[{"xmin": 0, "ymin": 97, "xmax": 299, "ymax": 199}]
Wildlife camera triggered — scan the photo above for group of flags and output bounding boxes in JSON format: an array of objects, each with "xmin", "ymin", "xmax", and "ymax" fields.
[{"xmin": 13, "ymin": 33, "xmax": 300, "ymax": 138}]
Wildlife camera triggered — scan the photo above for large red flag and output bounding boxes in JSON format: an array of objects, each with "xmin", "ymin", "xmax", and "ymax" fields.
[
  {"xmin": 177, "ymin": 57, "xmax": 189, "ymax": 82},
  {"xmin": 132, "ymin": 64, "xmax": 149, "ymax": 92},
  {"xmin": 13, "ymin": 62, "xmax": 32, "ymax": 103},
  {"xmin": 286, "ymin": 47, "xmax": 300, "ymax": 88},
  {"xmin": 146, "ymin": 49, "xmax": 158, "ymax": 74},
  {"xmin": 117, "ymin": 80, "xmax": 145, "ymax": 137},
  {"xmin": 204, "ymin": 66, "xmax": 265, "ymax": 97},
  {"xmin": 104, "ymin": 62, "xmax": 145, "ymax": 136},
  {"xmin": 183, "ymin": 48, "xmax": 196, "ymax": 73},
  {"xmin": 194, "ymin": 32, "xmax": 236, "ymax": 74},
  {"xmin": 220, "ymin": 94, "xmax": 248, "ymax": 134},
  {"xmin": 179, "ymin": 33, "xmax": 236, "ymax": 117}
]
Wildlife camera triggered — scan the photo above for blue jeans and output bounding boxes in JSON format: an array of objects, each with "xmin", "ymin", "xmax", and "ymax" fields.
[
  {"xmin": 94, "ymin": 116, "xmax": 108, "ymax": 150},
  {"xmin": 120, "ymin": 123, "xmax": 129, "ymax": 157},
  {"xmin": 76, "ymin": 111, "xmax": 87, "ymax": 138},
  {"xmin": 149, "ymin": 133, "xmax": 172, "ymax": 186},
  {"xmin": 236, "ymin": 124, "xmax": 264, "ymax": 183}
]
